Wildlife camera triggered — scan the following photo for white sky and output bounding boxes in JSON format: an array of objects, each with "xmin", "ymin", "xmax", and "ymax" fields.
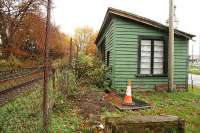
[{"xmin": 53, "ymin": 0, "xmax": 200, "ymax": 55}]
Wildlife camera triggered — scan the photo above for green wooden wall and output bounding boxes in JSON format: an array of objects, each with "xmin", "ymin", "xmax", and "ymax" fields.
[
  {"xmin": 97, "ymin": 19, "xmax": 115, "ymax": 82},
  {"xmin": 97, "ymin": 16, "xmax": 189, "ymax": 91}
]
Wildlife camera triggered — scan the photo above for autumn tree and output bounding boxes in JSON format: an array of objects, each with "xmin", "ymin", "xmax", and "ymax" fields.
[
  {"xmin": 49, "ymin": 27, "xmax": 70, "ymax": 59},
  {"xmin": 85, "ymin": 31, "xmax": 98, "ymax": 55},
  {"xmin": 13, "ymin": 13, "xmax": 46, "ymax": 58},
  {"xmin": 13, "ymin": 12, "xmax": 70, "ymax": 61},
  {"xmin": 73, "ymin": 26, "xmax": 93, "ymax": 55},
  {"xmin": 73, "ymin": 26, "xmax": 97, "ymax": 57},
  {"xmin": 0, "ymin": 0, "xmax": 46, "ymax": 58}
]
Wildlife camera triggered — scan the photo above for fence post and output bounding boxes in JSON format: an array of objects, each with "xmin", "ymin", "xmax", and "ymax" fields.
[
  {"xmin": 66, "ymin": 69, "xmax": 69, "ymax": 95},
  {"xmin": 52, "ymin": 68, "xmax": 56, "ymax": 90},
  {"xmin": 43, "ymin": 0, "xmax": 52, "ymax": 131}
]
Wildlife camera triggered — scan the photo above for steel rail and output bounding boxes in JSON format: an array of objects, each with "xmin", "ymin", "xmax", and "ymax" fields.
[
  {"xmin": 0, "ymin": 72, "xmax": 53, "ymax": 106},
  {"xmin": 0, "ymin": 68, "xmax": 43, "ymax": 82}
]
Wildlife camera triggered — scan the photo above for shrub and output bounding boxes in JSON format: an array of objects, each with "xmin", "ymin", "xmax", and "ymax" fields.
[
  {"xmin": 66, "ymin": 70, "xmax": 77, "ymax": 95},
  {"xmin": 52, "ymin": 57, "xmax": 68, "ymax": 69},
  {"xmin": 0, "ymin": 54, "xmax": 23, "ymax": 69},
  {"xmin": 72, "ymin": 53, "xmax": 110, "ymax": 88}
]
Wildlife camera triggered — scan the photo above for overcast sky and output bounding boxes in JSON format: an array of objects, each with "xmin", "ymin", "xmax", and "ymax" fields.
[{"xmin": 53, "ymin": 0, "xmax": 200, "ymax": 55}]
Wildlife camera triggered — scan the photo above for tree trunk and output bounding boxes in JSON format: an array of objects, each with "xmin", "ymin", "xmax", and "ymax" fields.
[{"xmin": 0, "ymin": 33, "xmax": 11, "ymax": 58}]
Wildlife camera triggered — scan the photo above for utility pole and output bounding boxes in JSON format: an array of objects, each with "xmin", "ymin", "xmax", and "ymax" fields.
[
  {"xmin": 168, "ymin": 0, "xmax": 175, "ymax": 92},
  {"xmin": 43, "ymin": 0, "xmax": 52, "ymax": 132}
]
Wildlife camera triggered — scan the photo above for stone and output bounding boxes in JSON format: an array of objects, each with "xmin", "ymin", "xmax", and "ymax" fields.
[{"xmin": 104, "ymin": 115, "xmax": 185, "ymax": 133}]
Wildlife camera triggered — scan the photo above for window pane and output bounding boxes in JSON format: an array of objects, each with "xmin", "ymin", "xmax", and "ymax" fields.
[
  {"xmin": 141, "ymin": 62, "xmax": 151, "ymax": 68},
  {"xmin": 154, "ymin": 62, "xmax": 163, "ymax": 68},
  {"xmin": 154, "ymin": 45, "xmax": 163, "ymax": 52},
  {"xmin": 140, "ymin": 40, "xmax": 151, "ymax": 74},
  {"xmin": 141, "ymin": 40, "xmax": 151, "ymax": 46},
  {"xmin": 154, "ymin": 51, "xmax": 163, "ymax": 57},
  {"xmin": 153, "ymin": 68, "xmax": 163, "ymax": 74},
  {"xmin": 154, "ymin": 57, "xmax": 163, "ymax": 63},
  {"xmin": 141, "ymin": 56, "xmax": 151, "ymax": 63},
  {"xmin": 153, "ymin": 40, "xmax": 164, "ymax": 74},
  {"xmin": 107, "ymin": 51, "xmax": 110, "ymax": 67},
  {"xmin": 141, "ymin": 51, "xmax": 151, "ymax": 57},
  {"xmin": 140, "ymin": 68, "xmax": 151, "ymax": 75},
  {"xmin": 154, "ymin": 40, "xmax": 163, "ymax": 46}
]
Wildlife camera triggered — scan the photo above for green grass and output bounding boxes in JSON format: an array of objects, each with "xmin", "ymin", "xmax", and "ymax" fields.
[
  {"xmin": 189, "ymin": 68, "xmax": 200, "ymax": 75},
  {"xmin": 1, "ymin": 79, "xmax": 200, "ymax": 133},
  {"xmin": 189, "ymin": 66, "xmax": 200, "ymax": 75},
  {"xmin": 103, "ymin": 87, "xmax": 200, "ymax": 133},
  {"xmin": 0, "ymin": 77, "xmax": 82, "ymax": 132},
  {"xmin": 0, "ymin": 83, "xmax": 43, "ymax": 132},
  {"xmin": 49, "ymin": 95, "xmax": 83, "ymax": 132}
]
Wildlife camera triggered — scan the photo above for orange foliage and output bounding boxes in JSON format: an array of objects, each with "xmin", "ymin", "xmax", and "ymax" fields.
[
  {"xmin": 85, "ymin": 32, "xmax": 98, "ymax": 55},
  {"xmin": 13, "ymin": 13, "xmax": 70, "ymax": 59},
  {"xmin": 86, "ymin": 43, "xmax": 97, "ymax": 55}
]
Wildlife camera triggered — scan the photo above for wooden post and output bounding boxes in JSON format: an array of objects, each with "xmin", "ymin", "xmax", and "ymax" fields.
[
  {"xmin": 43, "ymin": 0, "xmax": 51, "ymax": 132},
  {"xmin": 168, "ymin": 0, "xmax": 175, "ymax": 92},
  {"xmin": 69, "ymin": 38, "xmax": 73, "ymax": 68},
  {"xmin": 52, "ymin": 69, "xmax": 56, "ymax": 90}
]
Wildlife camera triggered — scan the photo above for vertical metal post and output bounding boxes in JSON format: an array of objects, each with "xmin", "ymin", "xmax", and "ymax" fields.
[
  {"xmin": 168, "ymin": 0, "xmax": 175, "ymax": 92},
  {"xmin": 199, "ymin": 36, "xmax": 200, "ymax": 58},
  {"xmin": 191, "ymin": 44, "xmax": 194, "ymax": 90},
  {"xmin": 43, "ymin": 0, "xmax": 51, "ymax": 132}
]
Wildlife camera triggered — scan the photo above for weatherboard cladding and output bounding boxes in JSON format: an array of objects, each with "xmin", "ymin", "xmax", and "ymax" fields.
[
  {"xmin": 111, "ymin": 17, "xmax": 188, "ymax": 90},
  {"xmin": 97, "ymin": 8, "xmax": 190, "ymax": 90},
  {"xmin": 97, "ymin": 19, "xmax": 115, "ymax": 83}
]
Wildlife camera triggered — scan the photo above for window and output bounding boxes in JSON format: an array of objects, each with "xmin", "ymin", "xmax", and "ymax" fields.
[
  {"xmin": 99, "ymin": 40, "xmax": 105, "ymax": 62},
  {"xmin": 138, "ymin": 37, "xmax": 166, "ymax": 76},
  {"xmin": 107, "ymin": 51, "xmax": 110, "ymax": 66}
]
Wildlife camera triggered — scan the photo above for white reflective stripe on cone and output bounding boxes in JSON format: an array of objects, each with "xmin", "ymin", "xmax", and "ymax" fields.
[{"xmin": 126, "ymin": 86, "xmax": 132, "ymax": 96}]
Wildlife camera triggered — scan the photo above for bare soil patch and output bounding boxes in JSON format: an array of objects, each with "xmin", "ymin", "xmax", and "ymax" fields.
[{"xmin": 67, "ymin": 88, "xmax": 116, "ymax": 119}]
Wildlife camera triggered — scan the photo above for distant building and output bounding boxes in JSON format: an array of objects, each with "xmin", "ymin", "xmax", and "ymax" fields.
[{"xmin": 189, "ymin": 55, "xmax": 200, "ymax": 64}]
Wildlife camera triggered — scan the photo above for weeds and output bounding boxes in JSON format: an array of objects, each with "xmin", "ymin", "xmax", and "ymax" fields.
[{"xmin": 0, "ymin": 83, "xmax": 43, "ymax": 132}]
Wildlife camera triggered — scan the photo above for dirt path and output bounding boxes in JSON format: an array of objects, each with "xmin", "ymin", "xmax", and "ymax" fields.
[{"xmin": 67, "ymin": 88, "xmax": 116, "ymax": 119}]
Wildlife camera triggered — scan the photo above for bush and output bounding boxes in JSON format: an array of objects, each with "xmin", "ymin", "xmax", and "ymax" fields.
[
  {"xmin": 55, "ymin": 68, "xmax": 77, "ymax": 95},
  {"xmin": 0, "ymin": 54, "xmax": 23, "ymax": 69},
  {"xmin": 52, "ymin": 57, "xmax": 68, "ymax": 69},
  {"xmin": 72, "ymin": 53, "xmax": 110, "ymax": 88},
  {"xmin": 67, "ymin": 70, "xmax": 77, "ymax": 94}
]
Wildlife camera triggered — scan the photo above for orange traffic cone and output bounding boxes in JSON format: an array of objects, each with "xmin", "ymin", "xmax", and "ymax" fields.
[{"xmin": 123, "ymin": 80, "xmax": 133, "ymax": 105}]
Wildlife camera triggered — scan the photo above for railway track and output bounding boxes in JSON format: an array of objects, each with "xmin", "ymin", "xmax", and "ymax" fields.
[
  {"xmin": 0, "ymin": 76, "xmax": 44, "ymax": 106},
  {"xmin": 0, "ymin": 67, "xmax": 53, "ymax": 106},
  {"xmin": 0, "ymin": 67, "xmax": 44, "ymax": 82}
]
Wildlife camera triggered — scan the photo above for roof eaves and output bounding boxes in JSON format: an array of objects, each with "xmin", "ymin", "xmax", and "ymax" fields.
[
  {"xmin": 96, "ymin": 7, "xmax": 195, "ymax": 44},
  {"xmin": 95, "ymin": 10, "xmax": 112, "ymax": 44}
]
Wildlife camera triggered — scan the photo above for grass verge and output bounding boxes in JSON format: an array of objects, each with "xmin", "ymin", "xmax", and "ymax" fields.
[
  {"xmin": 103, "ymin": 87, "xmax": 200, "ymax": 133},
  {"xmin": 49, "ymin": 94, "xmax": 83, "ymax": 132},
  {"xmin": 189, "ymin": 69, "xmax": 200, "ymax": 75},
  {"xmin": 0, "ymin": 80, "xmax": 83, "ymax": 132},
  {"xmin": 0, "ymin": 83, "xmax": 43, "ymax": 132}
]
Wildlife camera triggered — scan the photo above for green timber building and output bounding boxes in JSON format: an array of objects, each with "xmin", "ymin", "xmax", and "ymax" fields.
[{"xmin": 96, "ymin": 8, "xmax": 195, "ymax": 91}]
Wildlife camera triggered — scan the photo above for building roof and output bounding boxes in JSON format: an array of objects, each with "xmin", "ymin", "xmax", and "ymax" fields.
[{"xmin": 96, "ymin": 7, "xmax": 195, "ymax": 44}]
